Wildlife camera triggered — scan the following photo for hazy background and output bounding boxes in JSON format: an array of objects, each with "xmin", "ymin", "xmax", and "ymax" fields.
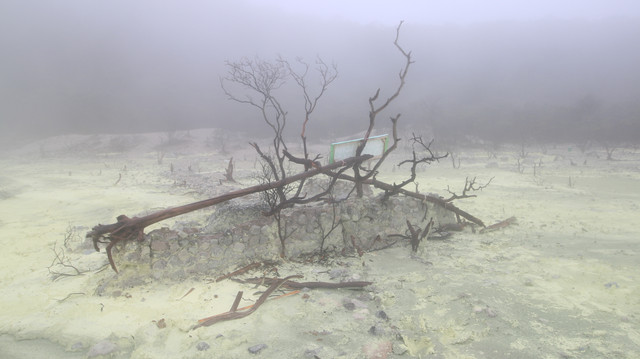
[{"xmin": 1, "ymin": 0, "xmax": 639, "ymax": 146}]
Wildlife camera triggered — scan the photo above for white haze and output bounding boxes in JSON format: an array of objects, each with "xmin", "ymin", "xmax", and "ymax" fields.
[{"xmin": 0, "ymin": 0, "xmax": 639, "ymax": 145}]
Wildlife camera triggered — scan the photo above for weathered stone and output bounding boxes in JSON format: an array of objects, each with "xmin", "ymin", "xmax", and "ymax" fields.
[
  {"xmin": 250, "ymin": 225, "xmax": 261, "ymax": 235},
  {"xmin": 177, "ymin": 250, "xmax": 192, "ymax": 264},
  {"xmin": 87, "ymin": 340, "xmax": 117, "ymax": 358},
  {"xmin": 103, "ymin": 193, "xmax": 455, "ymax": 289},
  {"xmin": 248, "ymin": 343, "xmax": 267, "ymax": 354},
  {"xmin": 196, "ymin": 341, "xmax": 210, "ymax": 351}
]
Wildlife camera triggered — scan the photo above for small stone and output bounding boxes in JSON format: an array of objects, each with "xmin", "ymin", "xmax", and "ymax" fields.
[
  {"xmin": 177, "ymin": 250, "xmax": 192, "ymax": 264},
  {"xmin": 376, "ymin": 310, "xmax": 389, "ymax": 320},
  {"xmin": 232, "ymin": 242, "xmax": 245, "ymax": 253},
  {"xmin": 151, "ymin": 239, "xmax": 169, "ymax": 252},
  {"xmin": 260, "ymin": 225, "xmax": 270, "ymax": 236},
  {"xmin": 250, "ymin": 225, "xmax": 261, "ymax": 235},
  {"xmin": 152, "ymin": 259, "xmax": 166, "ymax": 271},
  {"xmin": 87, "ymin": 340, "xmax": 117, "ymax": 358},
  {"xmin": 342, "ymin": 300, "xmax": 356, "ymax": 311},
  {"xmin": 369, "ymin": 323, "xmax": 385, "ymax": 336},
  {"xmin": 199, "ymin": 241, "xmax": 211, "ymax": 251},
  {"xmin": 485, "ymin": 307, "xmax": 498, "ymax": 317},
  {"xmin": 329, "ymin": 268, "xmax": 346, "ymax": 279},
  {"xmin": 362, "ymin": 340, "xmax": 392, "ymax": 359},
  {"xmin": 352, "ymin": 309, "xmax": 370, "ymax": 320},
  {"xmin": 248, "ymin": 343, "xmax": 267, "ymax": 354},
  {"xmin": 304, "ymin": 348, "xmax": 320, "ymax": 358},
  {"xmin": 350, "ymin": 298, "xmax": 367, "ymax": 308},
  {"xmin": 196, "ymin": 341, "xmax": 210, "ymax": 351},
  {"xmin": 392, "ymin": 342, "xmax": 408, "ymax": 355}
]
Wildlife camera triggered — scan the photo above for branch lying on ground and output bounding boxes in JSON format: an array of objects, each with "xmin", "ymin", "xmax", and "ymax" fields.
[
  {"xmin": 480, "ymin": 216, "xmax": 517, "ymax": 233},
  {"xmin": 88, "ymin": 155, "xmax": 372, "ymax": 273},
  {"xmin": 326, "ymin": 170, "xmax": 485, "ymax": 227},
  {"xmin": 214, "ymin": 262, "xmax": 263, "ymax": 282},
  {"xmin": 48, "ymin": 242, "xmax": 86, "ymax": 281},
  {"xmin": 193, "ymin": 275, "xmax": 302, "ymax": 329},
  {"xmin": 240, "ymin": 277, "xmax": 373, "ymax": 289}
]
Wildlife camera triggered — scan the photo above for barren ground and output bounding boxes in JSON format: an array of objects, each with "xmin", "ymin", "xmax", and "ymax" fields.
[{"xmin": 0, "ymin": 129, "xmax": 638, "ymax": 358}]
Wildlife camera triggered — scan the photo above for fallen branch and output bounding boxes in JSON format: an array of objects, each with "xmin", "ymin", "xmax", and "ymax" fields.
[
  {"xmin": 48, "ymin": 243, "xmax": 85, "ymax": 281},
  {"xmin": 214, "ymin": 262, "xmax": 262, "ymax": 282},
  {"xmin": 197, "ymin": 290, "xmax": 301, "ymax": 325},
  {"xmin": 328, "ymin": 171, "xmax": 485, "ymax": 227},
  {"xmin": 480, "ymin": 216, "xmax": 517, "ymax": 233},
  {"xmin": 88, "ymin": 155, "xmax": 372, "ymax": 272},
  {"xmin": 241, "ymin": 277, "xmax": 373, "ymax": 290},
  {"xmin": 177, "ymin": 288, "xmax": 195, "ymax": 301},
  {"xmin": 407, "ymin": 218, "xmax": 433, "ymax": 252},
  {"xmin": 192, "ymin": 275, "xmax": 302, "ymax": 329}
]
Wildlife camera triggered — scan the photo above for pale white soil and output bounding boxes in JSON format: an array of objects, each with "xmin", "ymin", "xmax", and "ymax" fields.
[{"xmin": 0, "ymin": 130, "xmax": 638, "ymax": 358}]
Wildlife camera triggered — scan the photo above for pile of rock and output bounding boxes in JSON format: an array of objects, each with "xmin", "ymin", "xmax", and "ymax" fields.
[{"xmin": 105, "ymin": 192, "xmax": 455, "ymax": 284}]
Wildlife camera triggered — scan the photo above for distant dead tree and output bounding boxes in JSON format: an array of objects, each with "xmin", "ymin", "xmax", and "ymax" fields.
[{"xmin": 602, "ymin": 142, "xmax": 617, "ymax": 161}]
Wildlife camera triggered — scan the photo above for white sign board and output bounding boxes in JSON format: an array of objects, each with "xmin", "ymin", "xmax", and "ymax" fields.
[{"xmin": 328, "ymin": 134, "xmax": 389, "ymax": 164}]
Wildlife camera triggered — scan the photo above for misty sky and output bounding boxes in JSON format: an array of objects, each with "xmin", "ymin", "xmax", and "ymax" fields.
[
  {"xmin": 253, "ymin": 0, "xmax": 640, "ymax": 25},
  {"xmin": 1, "ymin": 1, "xmax": 639, "ymax": 144}
]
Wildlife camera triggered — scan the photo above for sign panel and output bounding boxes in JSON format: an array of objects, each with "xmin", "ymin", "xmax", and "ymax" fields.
[{"xmin": 328, "ymin": 134, "xmax": 389, "ymax": 164}]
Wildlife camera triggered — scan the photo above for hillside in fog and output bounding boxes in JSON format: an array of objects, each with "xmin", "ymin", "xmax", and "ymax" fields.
[{"xmin": 1, "ymin": 1, "xmax": 639, "ymax": 144}]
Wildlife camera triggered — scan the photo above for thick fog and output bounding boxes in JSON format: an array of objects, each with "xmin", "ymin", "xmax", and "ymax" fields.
[{"xmin": 1, "ymin": 1, "xmax": 639, "ymax": 145}]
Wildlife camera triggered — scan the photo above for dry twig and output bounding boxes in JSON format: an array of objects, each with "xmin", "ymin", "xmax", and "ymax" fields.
[
  {"xmin": 241, "ymin": 277, "xmax": 373, "ymax": 289},
  {"xmin": 192, "ymin": 275, "xmax": 302, "ymax": 329}
]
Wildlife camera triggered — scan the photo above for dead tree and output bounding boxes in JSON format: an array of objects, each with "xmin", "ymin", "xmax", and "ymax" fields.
[
  {"xmin": 88, "ymin": 22, "xmax": 488, "ymax": 272},
  {"xmin": 284, "ymin": 56, "xmax": 338, "ymax": 170},
  {"xmin": 602, "ymin": 142, "xmax": 616, "ymax": 161},
  {"xmin": 88, "ymin": 155, "xmax": 371, "ymax": 272},
  {"xmin": 352, "ymin": 21, "xmax": 413, "ymax": 197},
  {"xmin": 383, "ymin": 133, "xmax": 448, "ymax": 200},
  {"xmin": 222, "ymin": 55, "xmax": 338, "ymax": 257}
]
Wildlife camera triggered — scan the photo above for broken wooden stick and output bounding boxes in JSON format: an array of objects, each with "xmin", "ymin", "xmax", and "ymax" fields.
[
  {"xmin": 197, "ymin": 290, "xmax": 301, "ymax": 325},
  {"xmin": 192, "ymin": 275, "xmax": 302, "ymax": 329},
  {"xmin": 241, "ymin": 277, "xmax": 373, "ymax": 290},
  {"xmin": 214, "ymin": 262, "xmax": 262, "ymax": 282},
  {"xmin": 407, "ymin": 218, "xmax": 433, "ymax": 252},
  {"xmin": 224, "ymin": 157, "xmax": 235, "ymax": 182},
  {"xmin": 480, "ymin": 216, "xmax": 517, "ymax": 233}
]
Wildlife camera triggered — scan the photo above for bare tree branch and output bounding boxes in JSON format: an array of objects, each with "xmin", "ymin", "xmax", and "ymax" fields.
[
  {"xmin": 445, "ymin": 176, "xmax": 494, "ymax": 202},
  {"xmin": 353, "ymin": 21, "xmax": 414, "ymax": 196}
]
